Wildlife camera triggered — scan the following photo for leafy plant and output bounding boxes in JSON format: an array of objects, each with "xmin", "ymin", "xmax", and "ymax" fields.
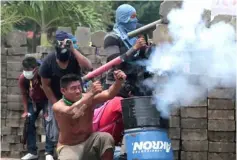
[{"xmin": 2, "ymin": 1, "xmax": 113, "ymax": 46}]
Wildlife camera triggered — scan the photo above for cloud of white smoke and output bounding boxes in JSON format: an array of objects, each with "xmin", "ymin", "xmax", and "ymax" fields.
[{"xmin": 144, "ymin": 0, "xmax": 237, "ymax": 118}]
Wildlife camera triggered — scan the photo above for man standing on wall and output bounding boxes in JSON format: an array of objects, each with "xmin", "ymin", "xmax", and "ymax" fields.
[
  {"xmin": 103, "ymin": 4, "xmax": 148, "ymax": 95},
  {"xmin": 39, "ymin": 31, "xmax": 93, "ymax": 158},
  {"xmin": 19, "ymin": 57, "xmax": 55, "ymax": 160}
]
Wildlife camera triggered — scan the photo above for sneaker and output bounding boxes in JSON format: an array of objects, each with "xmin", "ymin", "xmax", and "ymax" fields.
[
  {"xmin": 21, "ymin": 153, "xmax": 38, "ymax": 160},
  {"xmin": 46, "ymin": 154, "xmax": 54, "ymax": 160}
]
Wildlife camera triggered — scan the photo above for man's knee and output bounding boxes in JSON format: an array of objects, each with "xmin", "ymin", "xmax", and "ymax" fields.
[{"xmin": 97, "ymin": 132, "xmax": 115, "ymax": 145}]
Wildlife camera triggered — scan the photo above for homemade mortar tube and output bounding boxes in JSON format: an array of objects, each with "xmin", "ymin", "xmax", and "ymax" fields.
[
  {"xmin": 82, "ymin": 19, "xmax": 162, "ymax": 81},
  {"xmin": 127, "ymin": 19, "xmax": 162, "ymax": 38},
  {"xmin": 82, "ymin": 47, "xmax": 137, "ymax": 81}
]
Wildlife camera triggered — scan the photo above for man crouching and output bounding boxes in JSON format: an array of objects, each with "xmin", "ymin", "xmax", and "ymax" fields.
[{"xmin": 53, "ymin": 70, "xmax": 126, "ymax": 160}]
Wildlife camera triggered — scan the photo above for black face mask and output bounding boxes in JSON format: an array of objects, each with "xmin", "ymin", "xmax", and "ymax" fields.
[{"xmin": 55, "ymin": 46, "xmax": 71, "ymax": 62}]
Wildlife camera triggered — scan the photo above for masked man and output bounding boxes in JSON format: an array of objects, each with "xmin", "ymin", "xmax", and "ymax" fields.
[
  {"xmin": 19, "ymin": 57, "xmax": 55, "ymax": 160},
  {"xmin": 39, "ymin": 31, "xmax": 93, "ymax": 157},
  {"xmin": 104, "ymin": 4, "xmax": 148, "ymax": 95},
  {"xmin": 53, "ymin": 70, "xmax": 126, "ymax": 160}
]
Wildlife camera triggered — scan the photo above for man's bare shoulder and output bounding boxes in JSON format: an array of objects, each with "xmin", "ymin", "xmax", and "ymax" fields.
[{"xmin": 53, "ymin": 99, "xmax": 65, "ymax": 111}]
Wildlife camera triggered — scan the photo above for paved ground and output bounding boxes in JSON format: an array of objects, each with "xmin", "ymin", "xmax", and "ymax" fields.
[{"xmin": 1, "ymin": 158, "xmax": 19, "ymax": 160}]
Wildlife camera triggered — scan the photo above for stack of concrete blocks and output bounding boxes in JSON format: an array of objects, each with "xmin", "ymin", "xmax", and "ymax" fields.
[
  {"xmin": 1, "ymin": 31, "xmax": 45, "ymax": 158},
  {"xmin": 208, "ymin": 86, "xmax": 236, "ymax": 160},
  {"xmin": 76, "ymin": 27, "xmax": 107, "ymax": 69},
  {"xmin": 154, "ymin": 1, "xmax": 236, "ymax": 160},
  {"xmin": 180, "ymin": 77, "xmax": 209, "ymax": 160}
]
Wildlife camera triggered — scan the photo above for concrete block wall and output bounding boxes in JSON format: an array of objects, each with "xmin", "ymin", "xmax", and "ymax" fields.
[
  {"xmin": 0, "ymin": 30, "xmax": 109, "ymax": 158},
  {"xmin": 163, "ymin": 74, "xmax": 236, "ymax": 160},
  {"xmin": 1, "ymin": 35, "xmax": 46, "ymax": 158}
]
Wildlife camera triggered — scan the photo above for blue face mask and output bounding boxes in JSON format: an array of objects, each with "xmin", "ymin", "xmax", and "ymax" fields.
[{"xmin": 123, "ymin": 17, "xmax": 138, "ymax": 32}]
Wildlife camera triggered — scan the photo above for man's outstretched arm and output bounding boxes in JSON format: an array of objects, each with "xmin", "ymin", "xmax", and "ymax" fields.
[{"xmin": 93, "ymin": 70, "xmax": 126, "ymax": 105}]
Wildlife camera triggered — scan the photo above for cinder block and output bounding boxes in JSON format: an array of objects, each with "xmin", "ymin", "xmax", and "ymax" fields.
[
  {"xmin": 1, "ymin": 126, "xmax": 11, "ymax": 135},
  {"xmin": 169, "ymin": 128, "xmax": 181, "ymax": 139},
  {"xmin": 1, "ymin": 78, "xmax": 7, "ymax": 86},
  {"xmin": 7, "ymin": 87, "xmax": 21, "ymax": 95},
  {"xmin": 1, "ymin": 151, "xmax": 10, "ymax": 157},
  {"xmin": 6, "ymin": 118, "xmax": 24, "ymax": 127},
  {"xmin": 2, "ymin": 86, "xmax": 7, "ymax": 95},
  {"xmin": 181, "ymin": 151, "xmax": 207, "ymax": 160},
  {"xmin": 10, "ymin": 151, "xmax": 22, "ymax": 158},
  {"xmin": 171, "ymin": 139, "xmax": 180, "ymax": 151},
  {"xmin": 1, "ymin": 107, "xmax": 7, "ymax": 118},
  {"xmin": 7, "ymin": 62, "xmax": 22, "ymax": 72},
  {"xmin": 97, "ymin": 47, "xmax": 107, "ymax": 56},
  {"xmin": 7, "ymin": 71, "xmax": 21, "ymax": 79},
  {"xmin": 7, "ymin": 102, "xmax": 23, "ymax": 111},
  {"xmin": 7, "ymin": 55, "xmax": 25, "ymax": 62},
  {"xmin": 208, "ymin": 153, "xmax": 236, "ymax": 160},
  {"xmin": 208, "ymin": 120, "xmax": 235, "ymax": 131},
  {"xmin": 7, "ymin": 94, "xmax": 22, "ymax": 102},
  {"xmin": 2, "ymin": 135, "xmax": 21, "ymax": 143},
  {"xmin": 10, "ymin": 143, "xmax": 26, "ymax": 152},
  {"xmin": 170, "ymin": 108, "xmax": 180, "ymax": 116},
  {"xmin": 1, "ymin": 47, "xmax": 7, "ymax": 55},
  {"xmin": 2, "ymin": 118, "xmax": 6, "ymax": 126},
  {"xmin": 37, "ymin": 142, "xmax": 46, "ymax": 151},
  {"xmin": 208, "ymin": 99, "xmax": 235, "ymax": 110},
  {"xmin": 181, "ymin": 97, "xmax": 207, "ymax": 107},
  {"xmin": 17, "ymin": 127, "xmax": 24, "ymax": 136},
  {"xmin": 208, "ymin": 110, "xmax": 235, "ymax": 120},
  {"xmin": 7, "ymin": 110, "xmax": 21, "ymax": 119},
  {"xmin": 36, "ymin": 127, "xmax": 45, "ymax": 135},
  {"xmin": 1, "ymin": 143, "xmax": 10, "ymax": 151},
  {"xmin": 181, "ymin": 129, "xmax": 207, "ymax": 141},
  {"xmin": 1, "ymin": 63, "xmax": 7, "ymax": 73},
  {"xmin": 80, "ymin": 46, "xmax": 96, "ymax": 56},
  {"xmin": 209, "ymin": 142, "xmax": 236, "ymax": 153},
  {"xmin": 182, "ymin": 140, "xmax": 208, "ymax": 151},
  {"xmin": 173, "ymin": 151, "xmax": 180, "ymax": 160},
  {"xmin": 181, "ymin": 107, "xmax": 207, "ymax": 118},
  {"xmin": 181, "ymin": 118, "xmax": 207, "ymax": 129},
  {"xmin": 208, "ymin": 88, "xmax": 235, "ymax": 99},
  {"xmin": 7, "ymin": 47, "xmax": 27, "ymax": 56},
  {"xmin": 2, "ymin": 127, "xmax": 19, "ymax": 135},
  {"xmin": 5, "ymin": 31, "xmax": 27, "ymax": 47},
  {"xmin": 2, "ymin": 55, "xmax": 7, "ymax": 64},
  {"xmin": 208, "ymin": 131, "xmax": 235, "ymax": 142},
  {"xmin": 1, "ymin": 93, "xmax": 7, "ymax": 103},
  {"xmin": 7, "ymin": 79, "xmax": 19, "ymax": 87},
  {"xmin": 169, "ymin": 116, "xmax": 180, "ymax": 128},
  {"xmin": 1, "ymin": 102, "xmax": 7, "ymax": 109}
]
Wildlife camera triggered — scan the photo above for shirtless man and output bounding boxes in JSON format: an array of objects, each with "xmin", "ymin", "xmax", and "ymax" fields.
[{"xmin": 53, "ymin": 70, "xmax": 126, "ymax": 160}]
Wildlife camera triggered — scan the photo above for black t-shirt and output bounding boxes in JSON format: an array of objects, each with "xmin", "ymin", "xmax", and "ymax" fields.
[
  {"xmin": 103, "ymin": 33, "xmax": 146, "ymax": 85},
  {"xmin": 39, "ymin": 53, "xmax": 81, "ymax": 100}
]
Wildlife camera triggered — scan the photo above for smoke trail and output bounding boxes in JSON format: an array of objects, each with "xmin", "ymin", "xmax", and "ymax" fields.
[{"xmin": 144, "ymin": 0, "xmax": 237, "ymax": 118}]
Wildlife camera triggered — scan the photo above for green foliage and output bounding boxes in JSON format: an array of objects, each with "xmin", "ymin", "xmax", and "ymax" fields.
[
  {"xmin": 1, "ymin": 3, "xmax": 23, "ymax": 36},
  {"xmin": 1, "ymin": 1, "xmax": 113, "ymax": 43},
  {"xmin": 1, "ymin": 1, "xmax": 161, "ymax": 40}
]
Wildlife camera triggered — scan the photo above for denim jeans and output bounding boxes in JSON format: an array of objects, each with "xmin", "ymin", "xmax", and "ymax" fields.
[{"xmin": 27, "ymin": 101, "xmax": 55, "ymax": 155}]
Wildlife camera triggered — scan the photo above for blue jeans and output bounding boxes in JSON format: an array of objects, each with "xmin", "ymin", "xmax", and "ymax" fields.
[{"xmin": 27, "ymin": 101, "xmax": 55, "ymax": 155}]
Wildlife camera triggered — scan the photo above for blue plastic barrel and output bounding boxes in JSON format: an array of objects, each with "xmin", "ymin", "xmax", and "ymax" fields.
[{"xmin": 124, "ymin": 127, "xmax": 173, "ymax": 160}]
